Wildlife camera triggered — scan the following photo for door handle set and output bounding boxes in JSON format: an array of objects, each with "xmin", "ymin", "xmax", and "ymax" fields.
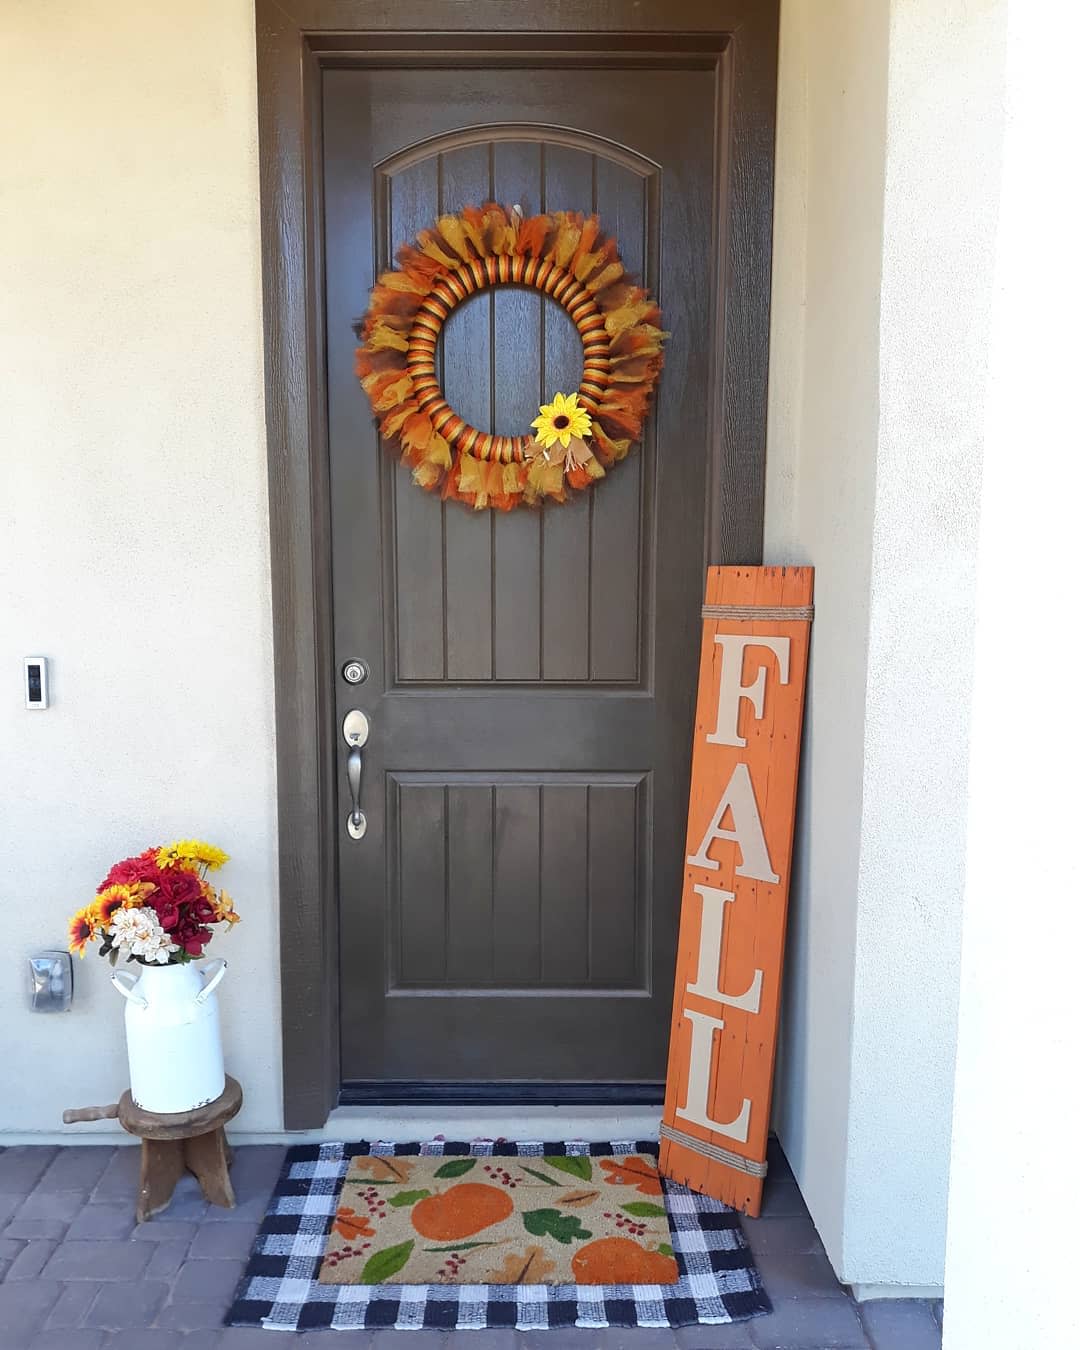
[{"xmin": 343, "ymin": 708, "xmax": 370, "ymax": 840}]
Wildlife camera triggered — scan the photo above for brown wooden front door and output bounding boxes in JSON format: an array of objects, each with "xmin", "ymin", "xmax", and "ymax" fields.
[{"xmin": 320, "ymin": 56, "xmax": 757, "ymax": 1098}]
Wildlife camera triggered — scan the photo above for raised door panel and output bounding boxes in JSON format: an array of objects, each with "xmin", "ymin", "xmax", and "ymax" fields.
[{"xmin": 383, "ymin": 132, "xmax": 656, "ymax": 687}]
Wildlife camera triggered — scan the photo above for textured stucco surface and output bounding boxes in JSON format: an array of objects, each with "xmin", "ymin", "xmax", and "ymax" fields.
[
  {"xmin": 766, "ymin": 0, "xmax": 1005, "ymax": 1289},
  {"xmin": 0, "ymin": 0, "xmax": 1033, "ymax": 1306},
  {"xmin": 765, "ymin": 0, "xmax": 889, "ymax": 1277},
  {"xmin": 944, "ymin": 3, "xmax": 1080, "ymax": 1346},
  {"xmin": 0, "ymin": 1, "xmax": 282, "ymax": 1132}
]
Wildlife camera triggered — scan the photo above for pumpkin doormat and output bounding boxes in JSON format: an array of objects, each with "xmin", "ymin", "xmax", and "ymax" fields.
[
  {"xmin": 321, "ymin": 1150, "xmax": 677, "ymax": 1286},
  {"xmin": 226, "ymin": 1140, "xmax": 771, "ymax": 1332}
]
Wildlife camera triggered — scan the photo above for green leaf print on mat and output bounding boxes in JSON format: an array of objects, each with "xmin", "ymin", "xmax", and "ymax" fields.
[
  {"xmin": 519, "ymin": 1166, "xmax": 563, "ymax": 1185},
  {"xmin": 433, "ymin": 1158, "xmax": 477, "ymax": 1179},
  {"xmin": 387, "ymin": 1189, "xmax": 432, "ymax": 1208},
  {"xmin": 620, "ymin": 1202, "xmax": 667, "ymax": 1218},
  {"xmin": 360, "ymin": 1239, "xmax": 415, "ymax": 1284},
  {"xmin": 522, "ymin": 1208, "xmax": 593, "ymax": 1244},
  {"xmin": 543, "ymin": 1155, "xmax": 593, "ymax": 1181}
]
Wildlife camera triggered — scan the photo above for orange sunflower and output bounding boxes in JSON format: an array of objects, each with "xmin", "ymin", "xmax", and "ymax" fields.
[{"xmin": 68, "ymin": 908, "xmax": 98, "ymax": 957}]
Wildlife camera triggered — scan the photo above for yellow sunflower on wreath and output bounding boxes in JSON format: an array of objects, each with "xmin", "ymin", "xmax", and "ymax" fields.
[{"xmin": 531, "ymin": 392, "xmax": 592, "ymax": 451}]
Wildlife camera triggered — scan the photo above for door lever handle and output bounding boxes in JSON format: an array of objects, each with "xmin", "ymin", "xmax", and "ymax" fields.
[
  {"xmin": 346, "ymin": 743, "xmax": 364, "ymax": 829},
  {"xmin": 343, "ymin": 709, "xmax": 370, "ymax": 840}
]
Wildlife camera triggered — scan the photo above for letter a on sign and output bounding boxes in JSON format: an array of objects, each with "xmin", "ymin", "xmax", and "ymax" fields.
[{"xmin": 659, "ymin": 566, "xmax": 813, "ymax": 1215}]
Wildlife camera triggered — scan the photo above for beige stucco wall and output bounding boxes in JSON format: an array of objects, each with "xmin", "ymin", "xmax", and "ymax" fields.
[
  {"xmin": 0, "ymin": 0, "xmax": 1024, "ymax": 1306},
  {"xmin": 944, "ymin": 3, "xmax": 1080, "ymax": 1344},
  {"xmin": 766, "ymin": 0, "xmax": 1005, "ymax": 1291},
  {"xmin": 0, "ymin": 0, "xmax": 282, "ymax": 1132}
]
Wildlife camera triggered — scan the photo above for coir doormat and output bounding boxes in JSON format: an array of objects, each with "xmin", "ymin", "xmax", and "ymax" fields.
[
  {"xmin": 226, "ymin": 1140, "xmax": 771, "ymax": 1332},
  {"xmin": 321, "ymin": 1150, "xmax": 678, "ymax": 1286}
]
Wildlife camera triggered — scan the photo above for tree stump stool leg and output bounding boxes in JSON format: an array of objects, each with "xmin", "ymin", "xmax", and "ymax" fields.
[
  {"xmin": 138, "ymin": 1139, "xmax": 186, "ymax": 1223},
  {"xmin": 183, "ymin": 1127, "xmax": 236, "ymax": 1210}
]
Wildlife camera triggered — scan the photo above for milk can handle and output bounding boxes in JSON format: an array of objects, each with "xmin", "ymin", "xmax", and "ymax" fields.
[
  {"xmin": 110, "ymin": 970, "xmax": 148, "ymax": 1009},
  {"xmin": 195, "ymin": 958, "xmax": 227, "ymax": 1005}
]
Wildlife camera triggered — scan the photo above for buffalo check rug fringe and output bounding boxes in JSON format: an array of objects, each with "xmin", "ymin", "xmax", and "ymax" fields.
[{"xmin": 226, "ymin": 1140, "xmax": 771, "ymax": 1332}]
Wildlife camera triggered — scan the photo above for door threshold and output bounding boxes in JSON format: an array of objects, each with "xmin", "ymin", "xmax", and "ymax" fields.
[
  {"xmin": 322, "ymin": 1101, "xmax": 663, "ymax": 1145},
  {"xmin": 339, "ymin": 1081, "xmax": 665, "ymax": 1107}
]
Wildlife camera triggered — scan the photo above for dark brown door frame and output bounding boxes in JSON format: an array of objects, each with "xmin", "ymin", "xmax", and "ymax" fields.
[{"xmin": 255, "ymin": 0, "xmax": 779, "ymax": 1129}]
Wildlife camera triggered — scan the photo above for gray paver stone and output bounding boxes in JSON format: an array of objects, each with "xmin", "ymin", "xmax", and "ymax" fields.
[
  {"xmin": 0, "ymin": 1192, "xmax": 23, "ymax": 1226},
  {"xmin": 41, "ymin": 1237, "xmax": 153, "ymax": 1280},
  {"xmin": 0, "ymin": 1236, "xmax": 25, "ymax": 1259},
  {"xmin": 742, "ymin": 1215, "xmax": 827, "ymax": 1256},
  {"xmin": 172, "ymin": 1255, "xmax": 247, "ymax": 1302},
  {"xmin": 153, "ymin": 1297, "xmax": 235, "ymax": 1331},
  {"xmin": 205, "ymin": 1191, "xmax": 273, "ymax": 1223},
  {"xmin": 0, "ymin": 1280, "xmax": 66, "ymax": 1343},
  {"xmin": 859, "ymin": 1299, "xmax": 942, "ymax": 1350},
  {"xmin": 674, "ymin": 1320, "xmax": 757, "ymax": 1348},
  {"xmin": 225, "ymin": 1145, "xmax": 288, "ymax": 1191},
  {"xmin": 85, "ymin": 1278, "xmax": 172, "ymax": 1330},
  {"xmin": 757, "ymin": 1180, "xmax": 811, "ymax": 1219},
  {"xmin": 749, "ymin": 1295, "xmax": 868, "ymax": 1349},
  {"xmin": 752, "ymin": 1248, "xmax": 847, "ymax": 1301},
  {"xmin": 765, "ymin": 1137, "xmax": 795, "ymax": 1181},
  {"xmin": 145, "ymin": 1237, "xmax": 196, "ymax": 1280},
  {"xmin": 6, "ymin": 1238, "xmax": 57, "ymax": 1279},
  {"xmin": 88, "ymin": 1146, "xmax": 139, "ymax": 1200},
  {"xmin": 36, "ymin": 1147, "xmax": 114, "ymax": 1194},
  {"xmin": 4, "ymin": 1188, "xmax": 89, "ymax": 1239},
  {"xmin": 0, "ymin": 1147, "xmax": 58, "ymax": 1194},
  {"xmin": 186, "ymin": 1220, "xmax": 261, "ymax": 1261},
  {"xmin": 108, "ymin": 1334, "xmax": 188, "ymax": 1350},
  {"xmin": 45, "ymin": 1280, "xmax": 101, "ymax": 1328},
  {"xmin": 29, "ymin": 1333, "xmax": 108, "ymax": 1350},
  {"xmin": 133, "ymin": 1218, "xmax": 199, "ymax": 1243},
  {"xmin": 66, "ymin": 1200, "xmax": 136, "ymax": 1239},
  {"xmin": 370, "ymin": 1334, "xmax": 455, "ymax": 1349},
  {"xmin": 184, "ymin": 1333, "xmax": 235, "ymax": 1350}
]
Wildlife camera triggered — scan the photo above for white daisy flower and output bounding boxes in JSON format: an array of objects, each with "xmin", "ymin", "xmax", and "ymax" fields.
[{"xmin": 109, "ymin": 907, "xmax": 178, "ymax": 963}]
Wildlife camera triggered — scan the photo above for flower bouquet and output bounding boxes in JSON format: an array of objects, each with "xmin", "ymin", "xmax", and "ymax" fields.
[
  {"xmin": 68, "ymin": 839, "xmax": 240, "ymax": 966},
  {"xmin": 69, "ymin": 840, "xmax": 241, "ymax": 1113}
]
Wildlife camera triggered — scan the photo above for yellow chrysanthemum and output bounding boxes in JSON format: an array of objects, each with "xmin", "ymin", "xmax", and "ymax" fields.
[
  {"xmin": 530, "ymin": 391, "xmax": 592, "ymax": 451},
  {"xmin": 157, "ymin": 840, "xmax": 230, "ymax": 872}
]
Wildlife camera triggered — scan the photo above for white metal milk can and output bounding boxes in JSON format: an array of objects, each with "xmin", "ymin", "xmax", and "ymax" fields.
[{"xmin": 111, "ymin": 959, "xmax": 227, "ymax": 1113}]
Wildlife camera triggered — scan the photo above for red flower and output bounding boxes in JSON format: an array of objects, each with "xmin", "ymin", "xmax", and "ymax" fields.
[
  {"xmin": 98, "ymin": 849, "xmax": 160, "ymax": 893},
  {"xmin": 155, "ymin": 867, "xmax": 203, "ymax": 907},
  {"xmin": 181, "ymin": 927, "xmax": 213, "ymax": 956},
  {"xmin": 190, "ymin": 897, "xmax": 216, "ymax": 925},
  {"xmin": 149, "ymin": 897, "xmax": 182, "ymax": 931}
]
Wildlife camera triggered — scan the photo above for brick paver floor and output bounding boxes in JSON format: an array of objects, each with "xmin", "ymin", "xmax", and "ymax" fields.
[{"xmin": 0, "ymin": 1139, "xmax": 943, "ymax": 1349}]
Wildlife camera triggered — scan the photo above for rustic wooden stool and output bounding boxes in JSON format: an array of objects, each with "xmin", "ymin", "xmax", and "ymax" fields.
[{"xmin": 64, "ymin": 1075, "xmax": 243, "ymax": 1222}]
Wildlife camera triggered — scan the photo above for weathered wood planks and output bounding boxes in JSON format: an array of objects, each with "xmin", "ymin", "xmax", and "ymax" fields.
[{"xmin": 659, "ymin": 566, "xmax": 813, "ymax": 1215}]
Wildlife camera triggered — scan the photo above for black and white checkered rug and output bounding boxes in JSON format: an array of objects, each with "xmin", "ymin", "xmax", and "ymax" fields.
[{"xmin": 226, "ymin": 1140, "xmax": 771, "ymax": 1332}]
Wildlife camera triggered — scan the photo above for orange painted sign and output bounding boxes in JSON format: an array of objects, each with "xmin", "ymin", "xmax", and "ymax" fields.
[{"xmin": 659, "ymin": 566, "xmax": 813, "ymax": 1216}]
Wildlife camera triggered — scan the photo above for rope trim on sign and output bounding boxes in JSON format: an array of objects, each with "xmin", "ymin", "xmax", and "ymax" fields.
[
  {"xmin": 659, "ymin": 1121, "xmax": 769, "ymax": 1178},
  {"xmin": 700, "ymin": 604, "xmax": 815, "ymax": 622}
]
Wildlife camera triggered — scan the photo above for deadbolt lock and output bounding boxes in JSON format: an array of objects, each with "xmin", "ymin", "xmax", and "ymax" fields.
[{"xmin": 342, "ymin": 659, "xmax": 369, "ymax": 685}]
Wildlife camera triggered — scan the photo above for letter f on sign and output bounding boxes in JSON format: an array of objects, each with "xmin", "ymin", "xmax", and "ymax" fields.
[{"xmin": 707, "ymin": 634, "xmax": 791, "ymax": 748}]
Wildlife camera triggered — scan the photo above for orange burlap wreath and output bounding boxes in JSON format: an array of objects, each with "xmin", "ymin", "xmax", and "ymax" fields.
[{"xmin": 354, "ymin": 204, "xmax": 667, "ymax": 510}]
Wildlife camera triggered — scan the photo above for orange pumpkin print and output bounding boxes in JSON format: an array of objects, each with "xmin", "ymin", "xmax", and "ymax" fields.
[
  {"xmin": 332, "ymin": 1207, "xmax": 376, "ymax": 1242},
  {"xmin": 411, "ymin": 1183, "xmax": 514, "ymax": 1241},
  {"xmin": 598, "ymin": 1156, "xmax": 664, "ymax": 1196},
  {"xmin": 571, "ymin": 1236, "xmax": 679, "ymax": 1285}
]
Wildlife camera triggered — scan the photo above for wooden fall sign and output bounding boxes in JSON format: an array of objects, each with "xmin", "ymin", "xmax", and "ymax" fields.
[{"xmin": 659, "ymin": 565, "xmax": 813, "ymax": 1216}]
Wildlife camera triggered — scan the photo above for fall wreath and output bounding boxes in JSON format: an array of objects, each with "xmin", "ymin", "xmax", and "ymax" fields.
[{"xmin": 355, "ymin": 203, "xmax": 667, "ymax": 510}]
